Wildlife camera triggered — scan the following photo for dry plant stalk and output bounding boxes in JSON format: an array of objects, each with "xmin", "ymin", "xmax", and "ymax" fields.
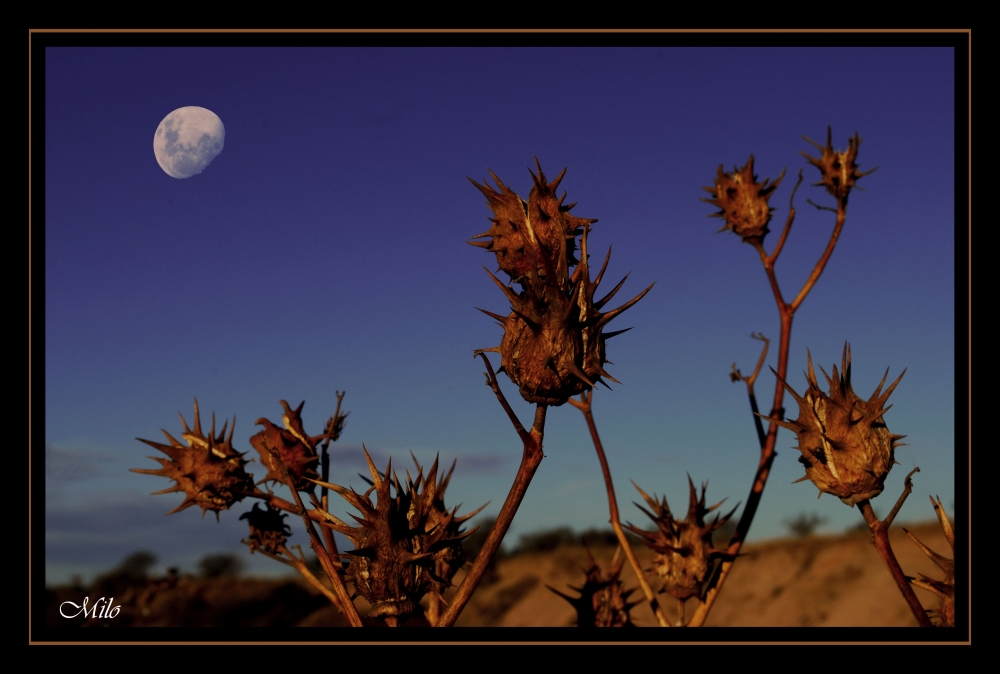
[
  {"xmin": 437, "ymin": 160, "xmax": 653, "ymax": 628},
  {"xmin": 135, "ymin": 398, "xmax": 364, "ymax": 627},
  {"xmin": 688, "ymin": 128, "xmax": 878, "ymax": 627}
]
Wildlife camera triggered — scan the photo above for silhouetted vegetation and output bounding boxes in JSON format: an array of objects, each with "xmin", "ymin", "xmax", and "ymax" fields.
[
  {"xmin": 116, "ymin": 550, "xmax": 157, "ymax": 580},
  {"xmin": 785, "ymin": 513, "xmax": 827, "ymax": 538},
  {"xmin": 198, "ymin": 552, "xmax": 244, "ymax": 578}
]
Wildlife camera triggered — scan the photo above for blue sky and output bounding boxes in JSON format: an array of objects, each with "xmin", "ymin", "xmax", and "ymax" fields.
[{"xmin": 41, "ymin": 42, "xmax": 959, "ymax": 585}]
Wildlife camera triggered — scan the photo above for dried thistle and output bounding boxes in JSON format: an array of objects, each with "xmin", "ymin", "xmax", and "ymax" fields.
[
  {"xmin": 772, "ymin": 343, "xmax": 906, "ymax": 506},
  {"xmin": 133, "ymin": 399, "xmax": 254, "ymax": 518},
  {"xmin": 313, "ymin": 448, "xmax": 483, "ymax": 622},
  {"xmin": 240, "ymin": 502, "xmax": 292, "ymax": 555},
  {"xmin": 702, "ymin": 156, "xmax": 785, "ymax": 243},
  {"xmin": 801, "ymin": 126, "xmax": 876, "ymax": 200},
  {"xmin": 249, "ymin": 400, "xmax": 321, "ymax": 491},
  {"xmin": 626, "ymin": 477, "xmax": 737, "ymax": 601},
  {"xmin": 905, "ymin": 496, "xmax": 955, "ymax": 626},
  {"xmin": 470, "ymin": 160, "xmax": 653, "ymax": 405},
  {"xmin": 549, "ymin": 548, "xmax": 637, "ymax": 627}
]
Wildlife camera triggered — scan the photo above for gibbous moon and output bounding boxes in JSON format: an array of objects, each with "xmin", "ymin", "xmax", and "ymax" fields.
[{"xmin": 153, "ymin": 106, "xmax": 225, "ymax": 179}]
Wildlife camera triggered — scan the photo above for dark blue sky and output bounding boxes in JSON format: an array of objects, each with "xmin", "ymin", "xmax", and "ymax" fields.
[{"xmin": 43, "ymin": 44, "xmax": 957, "ymax": 584}]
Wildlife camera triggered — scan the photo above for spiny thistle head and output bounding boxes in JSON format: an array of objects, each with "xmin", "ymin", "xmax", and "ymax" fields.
[
  {"xmin": 240, "ymin": 502, "xmax": 292, "ymax": 555},
  {"xmin": 904, "ymin": 496, "xmax": 955, "ymax": 626},
  {"xmin": 549, "ymin": 548, "xmax": 637, "ymax": 627},
  {"xmin": 625, "ymin": 477, "xmax": 737, "ymax": 601},
  {"xmin": 702, "ymin": 155, "xmax": 785, "ymax": 243},
  {"xmin": 772, "ymin": 343, "xmax": 906, "ymax": 506},
  {"xmin": 314, "ymin": 448, "xmax": 484, "ymax": 622},
  {"xmin": 249, "ymin": 400, "xmax": 320, "ymax": 492},
  {"xmin": 801, "ymin": 126, "xmax": 875, "ymax": 200},
  {"xmin": 469, "ymin": 159, "xmax": 653, "ymax": 405},
  {"xmin": 133, "ymin": 399, "xmax": 253, "ymax": 518}
]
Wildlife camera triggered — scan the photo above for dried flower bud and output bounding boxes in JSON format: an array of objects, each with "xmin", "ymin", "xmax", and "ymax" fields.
[
  {"xmin": 772, "ymin": 344, "xmax": 906, "ymax": 506},
  {"xmin": 240, "ymin": 502, "xmax": 292, "ymax": 555},
  {"xmin": 702, "ymin": 155, "xmax": 785, "ymax": 243},
  {"xmin": 313, "ymin": 449, "xmax": 484, "ymax": 622},
  {"xmin": 801, "ymin": 126, "xmax": 876, "ymax": 200},
  {"xmin": 249, "ymin": 400, "xmax": 320, "ymax": 491},
  {"xmin": 904, "ymin": 496, "xmax": 955, "ymax": 626},
  {"xmin": 625, "ymin": 477, "xmax": 737, "ymax": 601},
  {"xmin": 133, "ymin": 399, "xmax": 253, "ymax": 518},
  {"xmin": 549, "ymin": 548, "xmax": 637, "ymax": 627},
  {"xmin": 470, "ymin": 160, "xmax": 653, "ymax": 405}
]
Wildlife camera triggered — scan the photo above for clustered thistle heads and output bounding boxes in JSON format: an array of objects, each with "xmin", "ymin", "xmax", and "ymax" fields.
[
  {"xmin": 470, "ymin": 160, "xmax": 653, "ymax": 405},
  {"xmin": 626, "ymin": 477, "xmax": 737, "ymax": 601},
  {"xmin": 702, "ymin": 156, "xmax": 785, "ymax": 243},
  {"xmin": 249, "ymin": 400, "xmax": 321, "ymax": 491},
  {"xmin": 240, "ymin": 502, "xmax": 292, "ymax": 555},
  {"xmin": 133, "ymin": 399, "xmax": 253, "ymax": 518},
  {"xmin": 905, "ymin": 496, "xmax": 955, "ymax": 626},
  {"xmin": 314, "ymin": 449, "xmax": 482, "ymax": 622},
  {"xmin": 550, "ymin": 549, "xmax": 637, "ymax": 627},
  {"xmin": 801, "ymin": 126, "xmax": 875, "ymax": 200},
  {"xmin": 772, "ymin": 344, "xmax": 907, "ymax": 506}
]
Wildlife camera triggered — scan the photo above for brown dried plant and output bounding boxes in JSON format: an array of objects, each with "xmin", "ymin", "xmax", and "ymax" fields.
[
  {"xmin": 309, "ymin": 450, "xmax": 483, "ymax": 625},
  {"xmin": 905, "ymin": 496, "xmax": 955, "ymax": 626},
  {"xmin": 549, "ymin": 547, "xmax": 638, "ymax": 627},
  {"xmin": 684, "ymin": 127, "xmax": 887, "ymax": 627},
  {"xmin": 626, "ymin": 478, "xmax": 737, "ymax": 608},
  {"xmin": 133, "ymin": 400, "xmax": 253, "ymax": 518}
]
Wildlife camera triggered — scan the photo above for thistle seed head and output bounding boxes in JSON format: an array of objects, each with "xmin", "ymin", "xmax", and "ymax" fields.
[
  {"xmin": 314, "ymin": 448, "xmax": 484, "ymax": 622},
  {"xmin": 549, "ymin": 548, "xmax": 637, "ymax": 627},
  {"xmin": 133, "ymin": 399, "xmax": 253, "ymax": 518},
  {"xmin": 702, "ymin": 155, "xmax": 785, "ymax": 243},
  {"xmin": 470, "ymin": 160, "xmax": 653, "ymax": 405},
  {"xmin": 801, "ymin": 126, "xmax": 875, "ymax": 200},
  {"xmin": 249, "ymin": 400, "xmax": 321, "ymax": 492},
  {"xmin": 240, "ymin": 502, "xmax": 292, "ymax": 555},
  {"xmin": 774, "ymin": 343, "xmax": 906, "ymax": 506},
  {"xmin": 625, "ymin": 477, "xmax": 737, "ymax": 601}
]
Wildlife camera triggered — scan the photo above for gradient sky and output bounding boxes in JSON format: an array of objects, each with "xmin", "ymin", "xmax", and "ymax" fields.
[{"xmin": 41, "ymin": 41, "xmax": 959, "ymax": 585}]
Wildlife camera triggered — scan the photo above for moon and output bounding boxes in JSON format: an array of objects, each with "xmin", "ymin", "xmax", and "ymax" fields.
[{"xmin": 153, "ymin": 107, "xmax": 225, "ymax": 179}]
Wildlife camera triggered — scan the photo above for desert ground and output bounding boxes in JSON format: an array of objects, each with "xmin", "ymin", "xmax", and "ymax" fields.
[{"xmin": 45, "ymin": 520, "xmax": 953, "ymax": 629}]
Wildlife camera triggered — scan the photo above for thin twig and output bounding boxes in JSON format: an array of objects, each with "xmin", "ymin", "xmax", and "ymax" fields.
[
  {"xmin": 252, "ymin": 544, "xmax": 343, "ymax": 609},
  {"xmin": 767, "ymin": 170, "xmax": 803, "ymax": 264},
  {"xmin": 731, "ymin": 332, "xmax": 770, "ymax": 449},
  {"xmin": 885, "ymin": 466, "xmax": 920, "ymax": 529},
  {"xmin": 568, "ymin": 389, "xmax": 671, "ymax": 627},
  {"xmin": 790, "ymin": 197, "xmax": 847, "ymax": 312},
  {"xmin": 435, "ymin": 353, "xmax": 547, "ymax": 627}
]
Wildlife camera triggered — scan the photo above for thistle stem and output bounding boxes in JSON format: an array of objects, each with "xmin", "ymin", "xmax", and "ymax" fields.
[
  {"xmin": 691, "ymin": 180, "xmax": 846, "ymax": 627},
  {"xmin": 253, "ymin": 544, "xmax": 343, "ymax": 610},
  {"xmin": 265, "ymin": 446, "xmax": 363, "ymax": 627},
  {"xmin": 435, "ymin": 354, "xmax": 547, "ymax": 627},
  {"xmin": 569, "ymin": 389, "xmax": 671, "ymax": 627},
  {"xmin": 856, "ymin": 470, "xmax": 933, "ymax": 627}
]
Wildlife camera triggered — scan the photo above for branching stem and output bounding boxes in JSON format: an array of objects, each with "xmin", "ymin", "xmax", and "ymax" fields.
[
  {"xmin": 856, "ymin": 469, "xmax": 933, "ymax": 627},
  {"xmin": 689, "ymin": 181, "xmax": 847, "ymax": 627},
  {"xmin": 265, "ymin": 445, "xmax": 363, "ymax": 627}
]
